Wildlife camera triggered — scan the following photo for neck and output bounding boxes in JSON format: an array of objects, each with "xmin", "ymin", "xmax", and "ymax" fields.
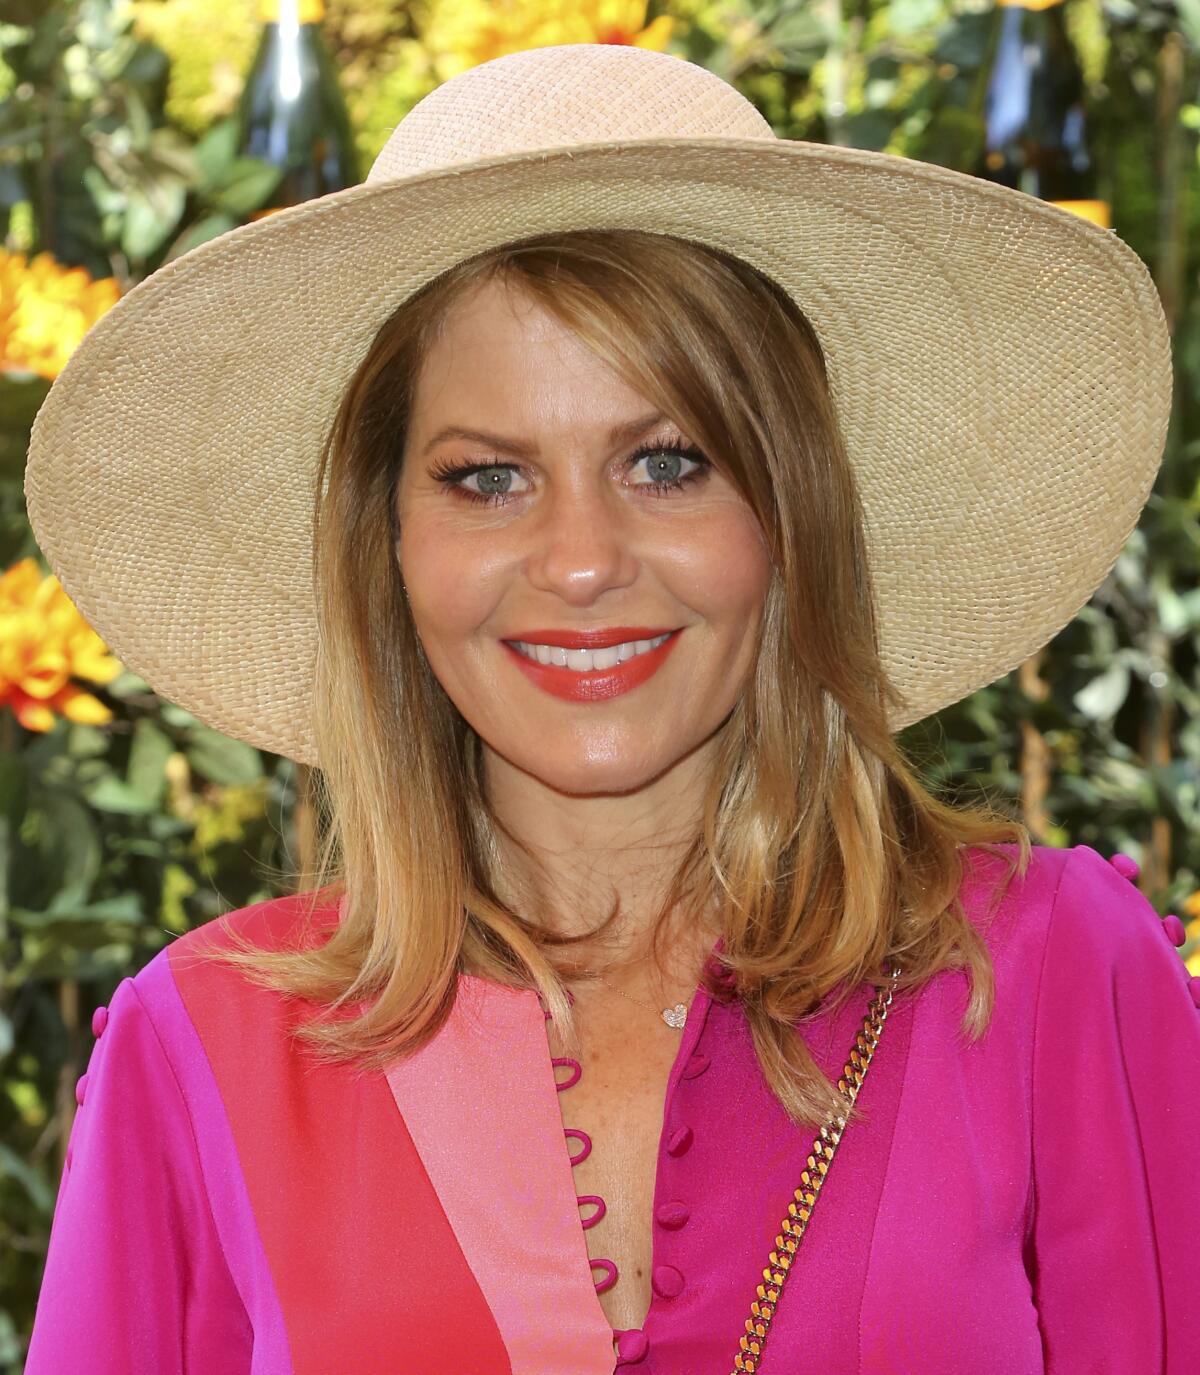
[{"xmin": 482, "ymin": 736, "xmax": 723, "ymax": 974}]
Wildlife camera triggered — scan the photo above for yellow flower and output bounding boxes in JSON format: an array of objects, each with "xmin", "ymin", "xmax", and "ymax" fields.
[
  {"xmin": 0, "ymin": 249, "xmax": 121, "ymax": 380},
  {"xmin": 1182, "ymin": 889, "xmax": 1200, "ymax": 920},
  {"xmin": 420, "ymin": 0, "xmax": 676, "ymax": 82},
  {"xmin": 189, "ymin": 781, "xmax": 270, "ymax": 853},
  {"xmin": 0, "ymin": 558, "xmax": 123, "ymax": 732},
  {"xmin": 125, "ymin": 0, "xmax": 260, "ymax": 134}
]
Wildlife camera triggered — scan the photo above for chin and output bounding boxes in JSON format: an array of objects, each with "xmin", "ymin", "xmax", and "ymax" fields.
[{"xmin": 508, "ymin": 735, "xmax": 680, "ymax": 798}]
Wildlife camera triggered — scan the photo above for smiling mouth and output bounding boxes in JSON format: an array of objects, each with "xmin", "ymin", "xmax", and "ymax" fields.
[
  {"xmin": 500, "ymin": 628, "xmax": 683, "ymax": 702},
  {"xmin": 507, "ymin": 632, "xmax": 672, "ymax": 673}
]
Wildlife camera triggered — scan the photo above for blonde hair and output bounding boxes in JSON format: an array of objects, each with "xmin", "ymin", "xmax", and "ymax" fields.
[{"xmin": 196, "ymin": 229, "xmax": 1030, "ymax": 1129}]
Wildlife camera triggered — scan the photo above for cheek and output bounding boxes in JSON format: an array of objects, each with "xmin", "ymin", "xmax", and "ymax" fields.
[
  {"xmin": 398, "ymin": 519, "xmax": 496, "ymax": 653},
  {"xmin": 660, "ymin": 502, "xmax": 773, "ymax": 625}
]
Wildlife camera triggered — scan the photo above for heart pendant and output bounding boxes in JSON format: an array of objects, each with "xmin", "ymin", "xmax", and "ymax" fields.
[{"xmin": 661, "ymin": 1003, "xmax": 688, "ymax": 1029}]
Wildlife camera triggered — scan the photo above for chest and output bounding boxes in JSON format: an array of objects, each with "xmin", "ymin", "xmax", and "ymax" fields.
[
  {"xmin": 196, "ymin": 967, "xmax": 1043, "ymax": 1374},
  {"xmin": 545, "ymin": 1007, "xmax": 687, "ymax": 1333}
]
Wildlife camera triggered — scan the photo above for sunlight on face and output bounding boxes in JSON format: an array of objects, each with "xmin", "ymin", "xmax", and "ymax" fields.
[{"xmin": 395, "ymin": 278, "xmax": 773, "ymax": 797}]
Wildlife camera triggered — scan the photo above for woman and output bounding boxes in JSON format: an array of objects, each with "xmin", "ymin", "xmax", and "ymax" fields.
[{"xmin": 23, "ymin": 43, "xmax": 1199, "ymax": 1375}]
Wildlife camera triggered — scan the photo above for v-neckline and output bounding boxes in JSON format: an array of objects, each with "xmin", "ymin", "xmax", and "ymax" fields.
[{"xmin": 530, "ymin": 942, "xmax": 722, "ymax": 1358}]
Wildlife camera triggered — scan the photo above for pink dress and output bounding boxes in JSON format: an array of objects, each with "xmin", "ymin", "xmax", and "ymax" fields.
[{"xmin": 24, "ymin": 842, "xmax": 1200, "ymax": 1373}]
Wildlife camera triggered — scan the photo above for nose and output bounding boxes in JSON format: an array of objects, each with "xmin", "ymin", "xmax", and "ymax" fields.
[{"xmin": 522, "ymin": 481, "xmax": 638, "ymax": 606}]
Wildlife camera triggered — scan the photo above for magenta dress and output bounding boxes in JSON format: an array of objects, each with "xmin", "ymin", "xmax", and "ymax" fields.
[{"xmin": 24, "ymin": 842, "xmax": 1200, "ymax": 1373}]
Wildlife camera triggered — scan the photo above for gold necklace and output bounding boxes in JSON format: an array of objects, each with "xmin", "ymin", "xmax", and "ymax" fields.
[{"xmin": 595, "ymin": 973, "xmax": 690, "ymax": 1029}]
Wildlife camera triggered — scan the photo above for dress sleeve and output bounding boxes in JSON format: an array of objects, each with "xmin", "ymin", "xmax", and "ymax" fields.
[
  {"xmin": 1026, "ymin": 843, "xmax": 1200, "ymax": 1374},
  {"xmin": 24, "ymin": 971, "xmax": 252, "ymax": 1373}
]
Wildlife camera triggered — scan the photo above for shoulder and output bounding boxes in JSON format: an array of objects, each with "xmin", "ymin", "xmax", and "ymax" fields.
[
  {"xmin": 1038, "ymin": 842, "xmax": 1179, "ymax": 964},
  {"xmin": 115, "ymin": 886, "xmax": 344, "ymax": 1064},
  {"xmin": 959, "ymin": 840, "xmax": 1171, "ymax": 958},
  {"xmin": 1031, "ymin": 842, "xmax": 1198, "ymax": 1023},
  {"xmin": 957, "ymin": 839, "xmax": 1197, "ymax": 1025},
  {"xmin": 169, "ymin": 884, "xmax": 343, "ymax": 963},
  {"xmin": 136, "ymin": 884, "xmax": 340, "ymax": 990}
]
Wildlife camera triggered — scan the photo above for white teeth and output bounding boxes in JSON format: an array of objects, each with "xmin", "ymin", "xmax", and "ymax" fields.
[
  {"xmin": 512, "ymin": 632, "xmax": 671, "ymax": 672},
  {"xmin": 591, "ymin": 646, "xmax": 621, "ymax": 671}
]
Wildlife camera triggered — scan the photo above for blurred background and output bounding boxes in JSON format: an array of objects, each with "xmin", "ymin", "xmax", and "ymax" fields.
[{"xmin": 1, "ymin": 0, "xmax": 1198, "ymax": 1363}]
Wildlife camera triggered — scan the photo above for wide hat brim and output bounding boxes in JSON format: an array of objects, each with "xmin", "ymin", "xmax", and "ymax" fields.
[{"xmin": 23, "ymin": 134, "xmax": 1172, "ymax": 766}]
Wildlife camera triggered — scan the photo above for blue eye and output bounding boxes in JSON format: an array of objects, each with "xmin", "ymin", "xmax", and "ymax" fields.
[
  {"xmin": 626, "ymin": 442, "xmax": 710, "ymax": 493},
  {"xmin": 428, "ymin": 437, "xmax": 709, "ymax": 508},
  {"xmin": 460, "ymin": 465, "xmax": 531, "ymax": 498}
]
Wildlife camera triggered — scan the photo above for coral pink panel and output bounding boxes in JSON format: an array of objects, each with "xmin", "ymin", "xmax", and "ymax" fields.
[
  {"xmin": 168, "ymin": 896, "xmax": 513, "ymax": 1374},
  {"xmin": 386, "ymin": 974, "xmax": 616, "ymax": 1375}
]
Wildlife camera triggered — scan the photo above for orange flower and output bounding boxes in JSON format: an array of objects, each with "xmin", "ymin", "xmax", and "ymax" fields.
[
  {"xmin": 0, "ymin": 248, "xmax": 121, "ymax": 381},
  {"xmin": 0, "ymin": 558, "xmax": 123, "ymax": 732}
]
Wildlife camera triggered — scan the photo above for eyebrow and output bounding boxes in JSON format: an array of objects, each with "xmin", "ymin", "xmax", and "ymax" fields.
[{"xmin": 419, "ymin": 411, "xmax": 670, "ymax": 459}]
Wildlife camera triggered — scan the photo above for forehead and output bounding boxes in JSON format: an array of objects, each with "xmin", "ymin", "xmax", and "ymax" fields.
[{"xmin": 410, "ymin": 279, "xmax": 652, "ymax": 429}]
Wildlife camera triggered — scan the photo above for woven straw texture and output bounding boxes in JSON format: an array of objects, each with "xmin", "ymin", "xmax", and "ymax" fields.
[{"xmin": 23, "ymin": 43, "xmax": 1173, "ymax": 767}]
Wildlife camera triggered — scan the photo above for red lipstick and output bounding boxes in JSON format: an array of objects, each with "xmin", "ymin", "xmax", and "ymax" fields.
[{"xmin": 502, "ymin": 628, "xmax": 682, "ymax": 702}]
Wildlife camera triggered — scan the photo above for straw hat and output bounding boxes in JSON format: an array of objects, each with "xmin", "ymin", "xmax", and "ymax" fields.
[{"xmin": 23, "ymin": 43, "xmax": 1173, "ymax": 768}]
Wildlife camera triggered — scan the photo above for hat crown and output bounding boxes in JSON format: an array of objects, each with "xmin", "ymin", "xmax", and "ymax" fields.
[{"xmin": 365, "ymin": 43, "xmax": 777, "ymax": 187}]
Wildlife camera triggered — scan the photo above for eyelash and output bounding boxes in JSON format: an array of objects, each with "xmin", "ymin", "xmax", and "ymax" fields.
[{"xmin": 428, "ymin": 440, "xmax": 711, "ymax": 507}]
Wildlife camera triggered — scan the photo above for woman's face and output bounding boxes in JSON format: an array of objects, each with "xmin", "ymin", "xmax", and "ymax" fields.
[{"xmin": 395, "ymin": 278, "xmax": 773, "ymax": 796}]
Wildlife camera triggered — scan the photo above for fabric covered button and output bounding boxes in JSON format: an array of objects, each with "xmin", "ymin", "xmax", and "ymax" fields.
[
  {"xmin": 666, "ymin": 1124, "xmax": 693, "ymax": 1156},
  {"xmin": 1188, "ymin": 976, "xmax": 1200, "ymax": 1009},
  {"xmin": 1109, "ymin": 852, "xmax": 1140, "ymax": 881},
  {"xmin": 592, "ymin": 1258, "xmax": 618, "ymax": 1293},
  {"xmin": 614, "ymin": 1328, "xmax": 650, "ymax": 1364},
  {"xmin": 565, "ymin": 1128, "xmax": 591, "ymax": 1165},
  {"xmin": 578, "ymin": 1194, "xmax": 606, "ymax": 1228},
  {"xmin": 652, "ymin": 1263, "xmax": 685, "ymax": 1298},
  {"xmin": 553, "ymin": 1056, "xmax": 582, "ymax": 1090},
  {"xmin": 1162, "ymin": 914, "xmax": 1187, "ymax": 948},
  {"xmin": 74, "ymin": 1072, "xmax": 89, "ymax": 1106},
  {"xmin": 91, "ymin": 1004, "xmax": 108, "ymax": 1037},
  {"xmin": 655, "ymin": 1200, "xmax": 690, "ymax": 1229},
  {"xmin": 682, "ymin": 1051, "xmax": 710, "ymax": 1079}
]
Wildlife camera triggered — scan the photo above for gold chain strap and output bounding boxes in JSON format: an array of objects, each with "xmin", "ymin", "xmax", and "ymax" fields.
[{"xmin": 730, "ymin": 964, "xmax": 902, "ymax": 1374}]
